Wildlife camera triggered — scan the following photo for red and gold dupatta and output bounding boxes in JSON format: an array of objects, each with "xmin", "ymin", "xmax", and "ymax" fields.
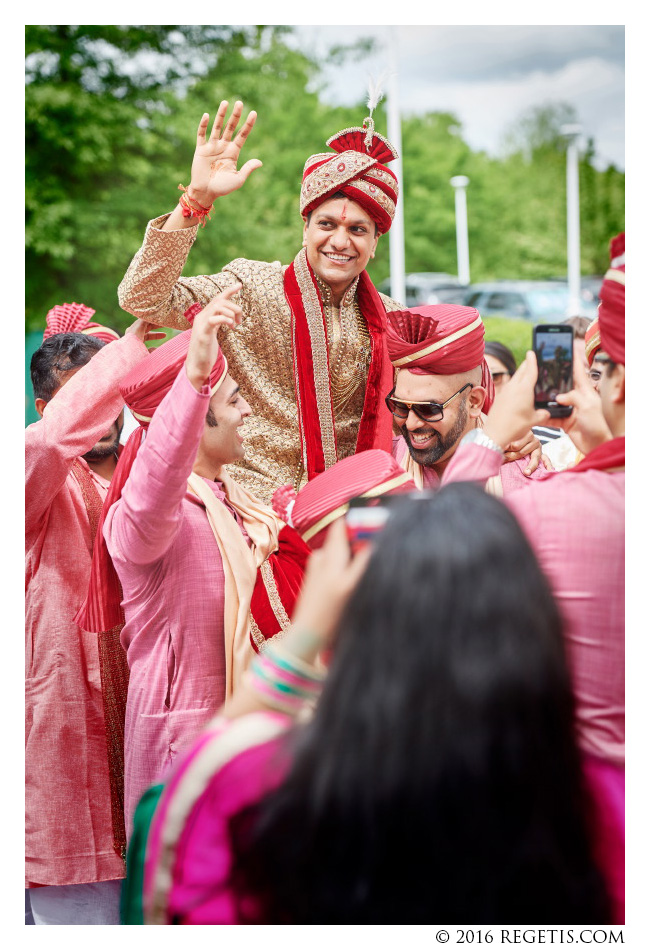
[{"xmin": 284, "ymin": 248, "xmax": 393, "ymax": 481}]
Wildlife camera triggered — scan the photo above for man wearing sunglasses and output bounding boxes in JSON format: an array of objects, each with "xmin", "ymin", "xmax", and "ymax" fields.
[
  {"xmin": 442, "ymin": 234, "xmax": 624, "ymax": 810},
  {"xmin": 385, "ymin": 305, "xmax": 545, "ymax": 493}
]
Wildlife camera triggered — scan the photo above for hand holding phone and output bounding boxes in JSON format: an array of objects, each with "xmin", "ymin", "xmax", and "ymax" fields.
[{"xmin": 533, "ymin": 324, "xmax": 573, "ymax": 418}]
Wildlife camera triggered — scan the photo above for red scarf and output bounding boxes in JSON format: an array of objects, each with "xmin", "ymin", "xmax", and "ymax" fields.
[
  {"xmin": 75, "ymin": 428, "xmax": 144, "ymax": 633},
  {"xmin": 571, "ymin": 436, "xmax": 625, "ymax": 474},
  {"xmin": 284, "ymin": 249, "xmax": 393, "ymax": 481},
  {"xmin": 70, "ymin": 459, "xmax": 129, "ymax": 860}
]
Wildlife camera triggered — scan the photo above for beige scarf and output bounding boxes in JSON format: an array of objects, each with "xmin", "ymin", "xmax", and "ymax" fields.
[{"xmin": 186, "ymin": 471, "xmax": 283, "ymax": 696}]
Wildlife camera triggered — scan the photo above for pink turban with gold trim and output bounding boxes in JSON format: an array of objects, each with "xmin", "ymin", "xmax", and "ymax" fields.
[
  {"xmin": 386, "ymin": 304, "xmax": 495, "ymax": 411},
  {"xmin": 300, "ymin": 122, "xmax": 399, "ymax": 234},
  {"xmin": 584, "ymin": 317, "xmax": 601, "ymax": 368},
  {"xmin": 291, "ymin": 449, "xmax": 416, "ymax": 549}
]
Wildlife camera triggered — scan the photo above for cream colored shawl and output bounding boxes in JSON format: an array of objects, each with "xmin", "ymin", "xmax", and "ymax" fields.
[{"xmin": 187, "ymin": 471, "xmax": 283, "ymax": 697}]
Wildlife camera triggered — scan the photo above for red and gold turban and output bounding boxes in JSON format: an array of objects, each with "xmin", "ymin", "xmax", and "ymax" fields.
[
  {"xmin": 598, "ymin": 232, "xmax": 625, "ymax": 366},
  {"xmin": 385, "ymin": 304, "xmax": 495, "ymax": 412},
  {"xmin": 290, "ymin": 449, "xmax": 416, "ymax": 549},
  {"xmin": 119, "ymin": 303, "xmax": 228, "ymax": 428},
  {"xmin": 300, "ymin": 120, "xmax": 399, "ymax": 234},
  {"xmin": 584, "ymin": 317, "xmax": 601, "ymax": 368},
  {"xmin": 43, "ymin": 301, "xmax": 120, "ymax": 345}
]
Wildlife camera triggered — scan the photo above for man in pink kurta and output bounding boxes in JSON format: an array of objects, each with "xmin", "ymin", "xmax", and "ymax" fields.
[
  {"xmin": 94, "ymin": 291, "xmax": 285, "ymax": 835},
  {"xmin": 105, "ymin": 365, "xmax": 244, "ymax": 830},
  {"xmin": 25, "ymin": 313, "xmax": 150, "ymax": 923},
  {"xmin": 443, "ymin": 234, "xmax": 625, "ymax": 769},
  {"xmin": 442, "ymin": 436, "xmax": 624, "ymax": 765}
]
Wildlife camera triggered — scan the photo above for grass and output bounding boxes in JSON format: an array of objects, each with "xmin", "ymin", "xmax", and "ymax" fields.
[{"xmin": 483, "ymin": 316, "xmax": 536, "ymax": 367}]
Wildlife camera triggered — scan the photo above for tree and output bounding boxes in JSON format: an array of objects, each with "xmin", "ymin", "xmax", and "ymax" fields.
[
  {"xmin": 501, "ymin": 101, "xmax": 579, "ymax": 160},
  {"xmin": 25, "ymin": 25, "xmax": 270, "ymax": 330}
]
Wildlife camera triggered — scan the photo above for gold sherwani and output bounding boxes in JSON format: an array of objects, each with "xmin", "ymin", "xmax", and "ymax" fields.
[{"xmin": 118, "ymin": 215, "xmax": 402, "ymax": 501}]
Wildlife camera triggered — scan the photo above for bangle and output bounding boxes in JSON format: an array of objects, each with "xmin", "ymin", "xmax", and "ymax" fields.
[
  {"xmin": 177, "ymin": 184, "xmax": 213, "ymax": 228},
  {"xmin": 274, "ymin": 626, "xmax": 323, "ymax": 662},
  {"xmin": 246, "ymin": 640, "xmax": 325, "ymax": 715},
  {"xmin": 461, "ymin": 427, "xmax": 504, "ymax": 457}
]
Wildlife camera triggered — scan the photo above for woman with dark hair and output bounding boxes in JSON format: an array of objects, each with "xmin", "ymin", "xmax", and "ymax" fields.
[
  {"xmin": 125, "ymin": 485, "xmax": 621, "ymax": 924},
  {"xmin": 484, "ymin": 340, "xmax": 517, "ymax": 390}
]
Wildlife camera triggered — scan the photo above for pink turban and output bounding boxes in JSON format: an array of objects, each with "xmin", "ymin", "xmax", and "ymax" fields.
[
  {"xmin": 598, "ymin": 233, "xmax": 625, "ymax": 366},
  {"xmin": 584, "ymin": 317, "xmax": 601, "ymax": 368},
  {"xmin": 43, "ymin": 302, "xmax": 120, "ymax": 345},
  {"xmin": 290, "ymin": 449, "xmax": 415, "ymax": 549},
  {"xmin": 386, "ymin": 305, "xmax": 495, "ymax": 411}
]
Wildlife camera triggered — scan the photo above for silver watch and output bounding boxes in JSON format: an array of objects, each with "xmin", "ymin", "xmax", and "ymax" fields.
[{"xmin": 461, "ymin": 428, "xmax": 504, "ymax": 457}]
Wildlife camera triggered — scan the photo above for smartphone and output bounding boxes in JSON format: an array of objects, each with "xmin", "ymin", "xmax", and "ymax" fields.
[
  {"xmin": 345, "ymin": 496, "xmax": 395, "ymax": 554},
  {"xmin": 533, "ymin": 324, "xmax": 574, "ymax": 418}
]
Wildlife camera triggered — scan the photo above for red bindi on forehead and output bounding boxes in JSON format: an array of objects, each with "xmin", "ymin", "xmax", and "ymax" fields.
[{"xmin": 339, "ymin": 202, "xmax": 348, "ymax": 221}]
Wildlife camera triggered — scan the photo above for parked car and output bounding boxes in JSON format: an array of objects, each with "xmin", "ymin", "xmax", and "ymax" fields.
[
  {"xmin": 378, "ymin": 272, "xmax": 468, "ymax": 307},
  {"xmin": 462, "ymin": 281, "xmax": 597, "ymax": 323},
  {"xmin": 577, "ymin": 276, "xmax": 602, "ymax": 317},
  {"xmin": 550, "ymin": 275, "xmax": 602, "ymax": 316}
]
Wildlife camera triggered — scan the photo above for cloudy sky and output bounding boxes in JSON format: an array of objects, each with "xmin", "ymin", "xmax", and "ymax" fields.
[{"xmin": 290, "ymin": 25, "xmax": 624, "ymax": 171}]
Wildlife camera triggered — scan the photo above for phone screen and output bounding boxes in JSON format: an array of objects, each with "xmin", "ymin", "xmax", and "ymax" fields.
[
  {"xmin": 345, "ymin": 496, "xmax": 394, "ymax": 554},
  {"xmin": 533, "ymin": 325, "xmax": 573, "ymax": 413}
]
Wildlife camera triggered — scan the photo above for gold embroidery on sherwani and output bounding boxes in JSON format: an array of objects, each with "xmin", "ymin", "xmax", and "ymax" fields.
[
  {"xmin": 316, "ymin": 274, "xmax": 371, "ymax": 425},
  {"xmin": 118, "ymin": 215, "xmax": 403, "ymax": 502}
]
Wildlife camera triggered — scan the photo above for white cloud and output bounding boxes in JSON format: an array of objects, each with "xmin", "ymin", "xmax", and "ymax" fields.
[{"xmin": 292, "ymin": 25, "xmax": 625, "ymax": 170}]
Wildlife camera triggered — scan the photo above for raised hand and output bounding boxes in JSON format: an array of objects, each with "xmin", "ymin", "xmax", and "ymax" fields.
[
  {"xmin": 187, "ymin": 100, "xmax": 262, "ymax": 207},
  {"xmin": 185, "ymin": 285, "xmax": 243, "ymax": 391}
]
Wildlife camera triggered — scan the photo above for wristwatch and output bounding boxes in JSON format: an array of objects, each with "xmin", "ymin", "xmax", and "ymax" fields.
[{"xmin": 461, "ymin": 428, "xmax": 504, "ymax": 457}]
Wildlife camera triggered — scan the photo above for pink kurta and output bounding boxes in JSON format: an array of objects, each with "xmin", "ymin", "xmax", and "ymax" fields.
[
  {"xmin": 443, "ymin": 441, "xmax": 625, "ymax": 766},
  {"xmin": 25, "ymin": 333, "xmax": 148, "ymax": 886},
  {"xmin": 104, "ymin": 368, "xmax": 249, "ymax": 834}
]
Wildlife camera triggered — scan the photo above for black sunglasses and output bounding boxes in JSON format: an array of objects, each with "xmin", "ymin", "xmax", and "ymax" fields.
[{"xmin": 385, "ymin": 382, "xmax": 473, "ymax": 423}]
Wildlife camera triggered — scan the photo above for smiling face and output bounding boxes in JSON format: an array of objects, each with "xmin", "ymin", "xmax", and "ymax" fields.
[
  {"xmin": 393, "ymin": 368, "xmax": 485, "ymax": 474},
  {"xmin": 302, "ymin": 197, "xmax": 379, "ymax": 301},
  {"xmin": 193, "ymin": 373, "xmax": 252, "ymax": 479}
]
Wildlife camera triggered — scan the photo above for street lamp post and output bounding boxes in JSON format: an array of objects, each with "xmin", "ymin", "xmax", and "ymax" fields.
[
  {"xmin": 560, "ymin": 123, "xmax": 583, "ymax": 316},
  {"xmin": 387, "ymin": 32, "xmax": 406, "ymax": 305},
  {"xmin": 450, "ymin": 176, "xmax": 470, "ymax": 286}
]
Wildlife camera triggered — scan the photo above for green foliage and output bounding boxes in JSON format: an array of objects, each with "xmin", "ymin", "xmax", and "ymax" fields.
[
  {"xmin": 25, "ymin": 26, "xmax": 624, "ymax": 333},
  {"xmin": 483, "ymin": 317, "xmax": 534, "ymax": 367}
]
